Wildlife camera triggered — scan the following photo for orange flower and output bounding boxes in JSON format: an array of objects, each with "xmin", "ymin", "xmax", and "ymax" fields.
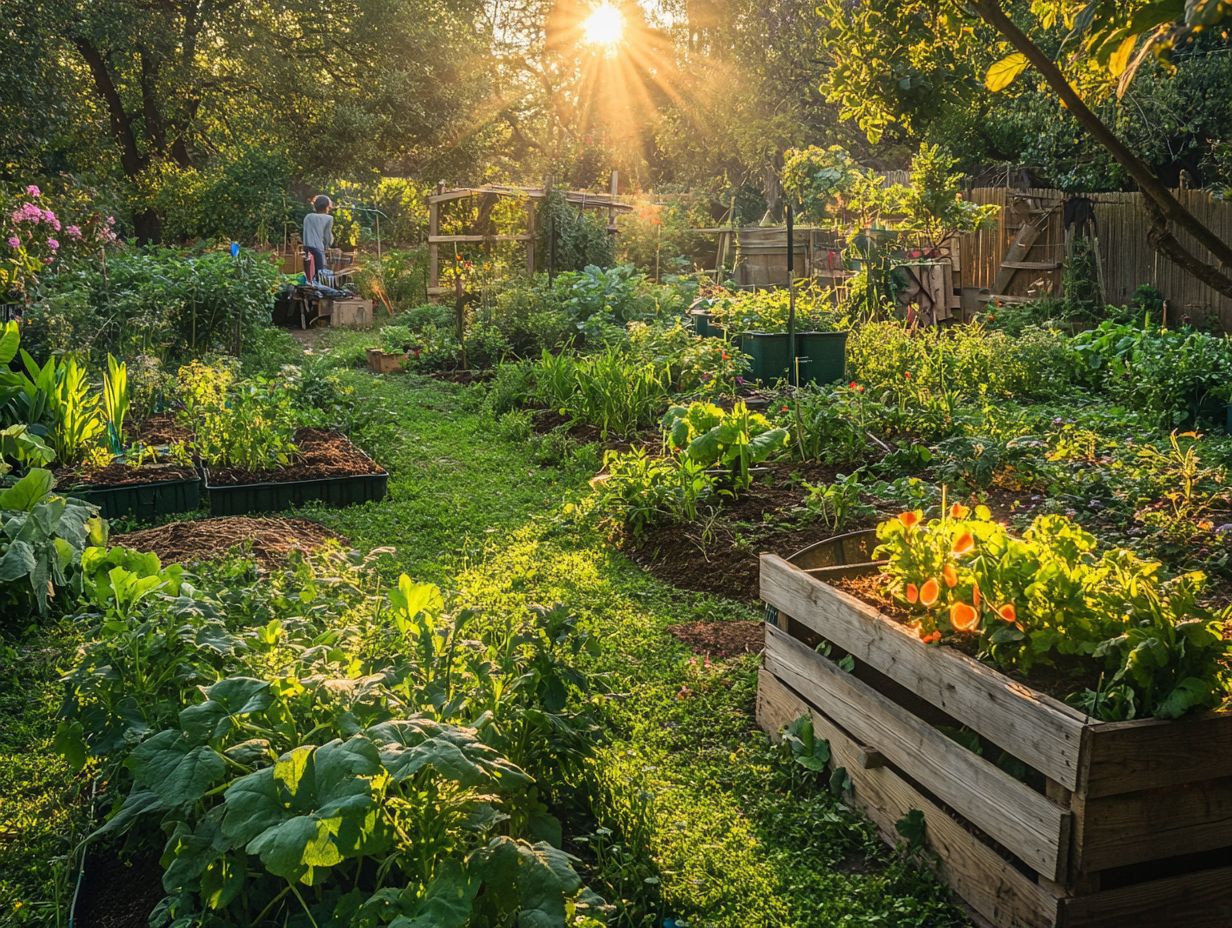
[
  {"xmin": 997, "ymin": 603, "xmax": 1017, "ymax": 623},
  {"xmin": 949, "ymin": 502, "xmax": 969, "ymax": 520},
  {"xmin": 950, "ymin": 601, "xmax": 979, "ymax": 632},
  {"xmin": 920, "ymin": 578, "xmax": 940, "ymax": 607},
  {"xmin": 905, "ymin": 583, "xmax": 919, "ymax": 604},
  {"xmin": 972, "ymin": 583, "xmax": 982, "ymax": 608},
  {"xmin": 922, "ymin": 630, "xmax": 942, "ymax": 644},
  {"xmin": 942, "ymin": 562, "xmax": 958, "ymax": 588},
  {"xmin": 952, "ymin": 531, "xmax": 974, "ymax": 555},
  {"xmin": 899, "ymin": 510, "xmax": 921, "ymax": 530}
]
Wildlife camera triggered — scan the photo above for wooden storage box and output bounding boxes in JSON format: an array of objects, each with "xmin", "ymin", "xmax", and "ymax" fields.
[
  {"xmin": 366, "ymin": 348, "xmax": 406, "ymax": 373},
  {"xmin": 329, "ymin": 298, "xmax": 373, "ymax": 328},
  {"xmin": 756, "ymin": 537, "xmax": 1232, "ymax": 928}
]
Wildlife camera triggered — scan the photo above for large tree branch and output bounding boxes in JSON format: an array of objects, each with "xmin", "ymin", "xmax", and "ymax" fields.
[
  {"xmin": 971, "ymin": 0, "xmax": 1232, "ymax": 297},
  {"xmin": 71, "ymin": 36, "xmax": 146, "ymax": 177}
]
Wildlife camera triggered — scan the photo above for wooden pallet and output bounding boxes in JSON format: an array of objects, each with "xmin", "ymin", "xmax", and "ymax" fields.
[{"xmin": 757, "ymin": 549, "xmax": 1232, "ymax": 928}]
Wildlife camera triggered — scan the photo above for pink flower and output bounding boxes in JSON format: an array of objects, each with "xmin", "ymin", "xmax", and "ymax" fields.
[
  {"xmin": 66, "ymin": 225, "xmax": 81, "ymax": 240},
  {"xmin": 6, "ymin": 236, "xmax": 19, "ymax": 249},
  {"xmin": 105, "ymin": 215, "xmax": 116, "ymax": 227},
  {"xmin": 25, "ymin": 185, "xmax": 41, "ymax": 197},
  {"xmin": 47, "ymin": 238, "xmax": 59, "ymax": 252}
]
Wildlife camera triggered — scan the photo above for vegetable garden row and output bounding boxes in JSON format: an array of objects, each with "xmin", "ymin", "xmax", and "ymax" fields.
[{"xmin": 4, "ymin": 235, "xmax": 1232, "ymax": 927}]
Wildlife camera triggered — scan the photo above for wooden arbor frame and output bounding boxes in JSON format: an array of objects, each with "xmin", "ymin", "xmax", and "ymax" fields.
[{"xmin": 426, "ymin": 181, "xmax": 633, "ymax": 296}]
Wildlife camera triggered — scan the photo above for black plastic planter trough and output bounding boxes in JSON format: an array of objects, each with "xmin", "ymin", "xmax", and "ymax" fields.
[
  {"xmin": 203, "ymin": 465, "xmax": 388, "ymax": 515},
  {"xmin": 67, "ymin": 474, "xmax": 202, "ymax": 521}
]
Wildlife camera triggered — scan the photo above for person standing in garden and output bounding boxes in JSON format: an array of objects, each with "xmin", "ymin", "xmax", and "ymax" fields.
[{"xmin": 302, "ymin": 194, "xmax": 334, "ymax": 282}]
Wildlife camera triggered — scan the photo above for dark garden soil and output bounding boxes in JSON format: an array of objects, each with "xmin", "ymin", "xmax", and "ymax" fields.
[
  {"xmin": 623, "ymin": 461, "xmax": 878, "ymax": 604},
  {"xmin": 55, "ymin": 460, "xmax": 198, "ymax": 488},
  {"xmin": 73, "ymin": 838, "xmax": 164, "ymax": 928},
  {"xmin": 133, "ymin": 412, "xmax": 192, "ymax": 446},
  {"xmin": 208, "ymin": 429, "xmax": 383, "ymax": 485},
  {"xmin": 667, "ymin": 620, "xmax": 764, "ymax": 659},
  {"xmin": 114, "ymin": 516, "xmax": 340, "ymax": 569}
]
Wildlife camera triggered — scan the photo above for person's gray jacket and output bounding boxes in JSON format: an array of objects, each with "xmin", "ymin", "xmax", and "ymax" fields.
[{"xmin": 303, "ymin": 212, "xmax": 334, "ymax": 252}]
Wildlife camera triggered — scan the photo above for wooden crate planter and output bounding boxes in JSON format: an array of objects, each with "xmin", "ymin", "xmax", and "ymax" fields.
[
  {"xmin": 366, "ymin": 348, "xmax": 407, "ymax": 374},
  {"xmin": 756, "ymin": 535, "xmax": 1232, "ymax": 928}
]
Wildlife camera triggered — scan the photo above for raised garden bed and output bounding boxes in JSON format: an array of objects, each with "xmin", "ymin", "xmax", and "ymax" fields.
[
  {"xmin": 757, "ymin": 530, "xmax": 1232, "ymax": 928},
  {"xmin": 60, "ymin": 462, "xmax": 201, "ymax": 521},
  {"xmin": 204, "ymin": 429, "xmax": 387, "ymax": 515}
]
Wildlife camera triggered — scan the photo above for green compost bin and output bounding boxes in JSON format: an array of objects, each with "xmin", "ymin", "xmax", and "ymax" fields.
[{"xmin": 739, "ymin": 331, "xmax": 847, "ymax": 386}]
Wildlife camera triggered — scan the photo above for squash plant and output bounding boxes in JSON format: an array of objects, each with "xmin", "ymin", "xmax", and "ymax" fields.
[
  {"xmin": 875, "ymin": 506, "xmax": 1232, "ymax": 720},
  {"xmin": 58, "ymin": 551, "xmax": 606, "ymax": 926}
]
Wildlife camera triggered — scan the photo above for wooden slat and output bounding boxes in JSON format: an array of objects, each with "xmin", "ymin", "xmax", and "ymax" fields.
[
  {"xmin": 1083, "ymin": 713, "xmax": 1232, "ymax": 797},
  {"xmin": 1058, "ymin": 864, "xmax": 1232, "ymax": 928},
  {"xmin": 427, "ymin": 234, "xmax": 533, "ymax": 244},
  {"xmin": 760, "ymin": 555, "xmax": 1086, "ymax": 789},
  {"xmin": 764, "ymin": 624, "xmax": 1071, "ymax": 880},
  {"xmin": 757, "ymin": 669, "xmax": 1059, "ymax": 928},
  {"xmin": 1080, "ymin": 776, "xmax": 1232, "ymax": 871}
]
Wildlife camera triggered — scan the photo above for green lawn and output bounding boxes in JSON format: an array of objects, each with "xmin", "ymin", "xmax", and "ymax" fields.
[{"xmin": 0, "ymin": 361, "xmax": 965, "ymax": 928}]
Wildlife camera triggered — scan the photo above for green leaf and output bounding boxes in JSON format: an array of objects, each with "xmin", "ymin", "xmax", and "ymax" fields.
[
  {"xmin": 180, "ymin": 676, "xmax": 273, "ymax": 742},
  {"xmin": 0, "ymin": 469, "xmax": 55, "ymax": 512},
  {"xmin": 895, "ymin": 808, "xmax": 927, "ymax": 848},
  {"xmin": 0, "ymin": 540, "xmax": 36, "ymax": 582},
  {"xmin": 221, "ymin": 737, "xmax": 388, "ymax": 885},
  {"xmin": 1154, "ymin": 676, "xmax": 1216, "ymax": 719},
  {"xmin": 985, "ymin": 53, "xmax": 1029, "ymax": 92},
  {"xmin": 0, "ymin": 322, "xmax": 18, "ymax": 366},
  {"xmin": 93, "ymin": 788, "xmax": 168, "ymax": 839},
  {"xmin": 388, "ymin": 861, "xmax": 479, "ymax": 928},
  {"xmin": 130, "ymin": 730, "xmax": 227, "ymax": 806}
]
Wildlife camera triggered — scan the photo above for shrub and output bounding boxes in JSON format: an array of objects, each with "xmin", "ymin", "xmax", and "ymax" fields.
[
  {"xmin": 25, "ymin": 246, "xmax": 279, "ymax": 364},
  {"xmin": 1069, "ymin": 321, "xmax": 1232, "ymax": 427}
]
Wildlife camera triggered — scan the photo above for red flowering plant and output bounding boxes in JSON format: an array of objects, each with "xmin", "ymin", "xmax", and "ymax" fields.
[{"xmin": 874, "ymin": 504, "xmax": 1232, "ymax": 720}]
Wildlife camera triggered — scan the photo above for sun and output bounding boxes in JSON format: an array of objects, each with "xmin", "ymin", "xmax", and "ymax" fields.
[{"xmin": 581, "ymin": 2, "xmax": 625, "ymax": 50}]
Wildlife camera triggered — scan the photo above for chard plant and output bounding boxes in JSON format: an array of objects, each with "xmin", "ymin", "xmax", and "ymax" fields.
[{"xmin": 663, "ymin": 400, "xmax": 789, "ymax": 492}]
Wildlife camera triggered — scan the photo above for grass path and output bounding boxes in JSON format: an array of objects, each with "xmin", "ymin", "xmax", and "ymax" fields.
[
  {"xmin": 310, "ymin": 370, "xmax": 964, "ymax": 928},
  {"xmin": 0, "ymin": 365, "xmax": 965, "ymax": 928}
]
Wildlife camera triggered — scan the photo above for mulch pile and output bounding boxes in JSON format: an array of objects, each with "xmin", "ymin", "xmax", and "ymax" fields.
[
  {"xmin": 113, "ymin": 516, "xmax": 341, "ymax": 569},
  {"xmin": 208, "ymin": 429, "xmax": 383, "ymax": 485},
  {"xmin": 667, "ymin": 621, "xmax": 764, "ymax": 659}
]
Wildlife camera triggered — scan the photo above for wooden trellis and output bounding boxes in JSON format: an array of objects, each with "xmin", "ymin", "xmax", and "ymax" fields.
[{"xmin": 426, "ymin": 178, "xmax": 633, "ymax": 296}]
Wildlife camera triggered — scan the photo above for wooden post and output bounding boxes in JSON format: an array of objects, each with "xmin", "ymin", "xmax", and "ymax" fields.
[
  {"xmin": 428, "ymin": 183, "xmax": 442, "ymax": 295},
  {"xmin": 525, "ymin": 197, "xmax": 537, "ymax": 275},
  {"xmin": 608, "ymin": 170, "xmax": 618, "ymax": 232}
]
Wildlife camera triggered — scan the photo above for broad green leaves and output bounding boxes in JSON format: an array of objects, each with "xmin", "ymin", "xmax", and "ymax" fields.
[{"xmin": 131, "ymin": 730, "xmax": 227, "ymax": 806}]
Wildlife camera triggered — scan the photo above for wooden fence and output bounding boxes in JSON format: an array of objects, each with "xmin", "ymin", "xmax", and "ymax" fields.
[{"xmin": 957, "ymin": 186, "xmax": 1232, "ymax": 329}]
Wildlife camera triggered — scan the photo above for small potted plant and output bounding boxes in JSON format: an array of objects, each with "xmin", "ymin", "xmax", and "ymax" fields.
[{"xmin": 367, "ymin": 324, "xmax": 414, "ymax": 373}]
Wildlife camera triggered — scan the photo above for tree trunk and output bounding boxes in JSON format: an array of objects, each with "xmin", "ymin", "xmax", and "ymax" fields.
[
  {"xmin": 971, "ymin": 0, "xmax": 1232, "ymax": 299},
  {"xmin": 73, "ymin": 37, "xmax": 163, "ymax": 242}
]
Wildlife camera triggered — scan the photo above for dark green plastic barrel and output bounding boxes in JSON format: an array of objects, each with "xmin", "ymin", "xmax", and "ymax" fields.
[
  {"xmin": 689, "ymin": 309, "xmax": 719, "ymax": 338},
  {"xmin": 739, "ymin": 331, "xmax": 847, "ymax": 386}
]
